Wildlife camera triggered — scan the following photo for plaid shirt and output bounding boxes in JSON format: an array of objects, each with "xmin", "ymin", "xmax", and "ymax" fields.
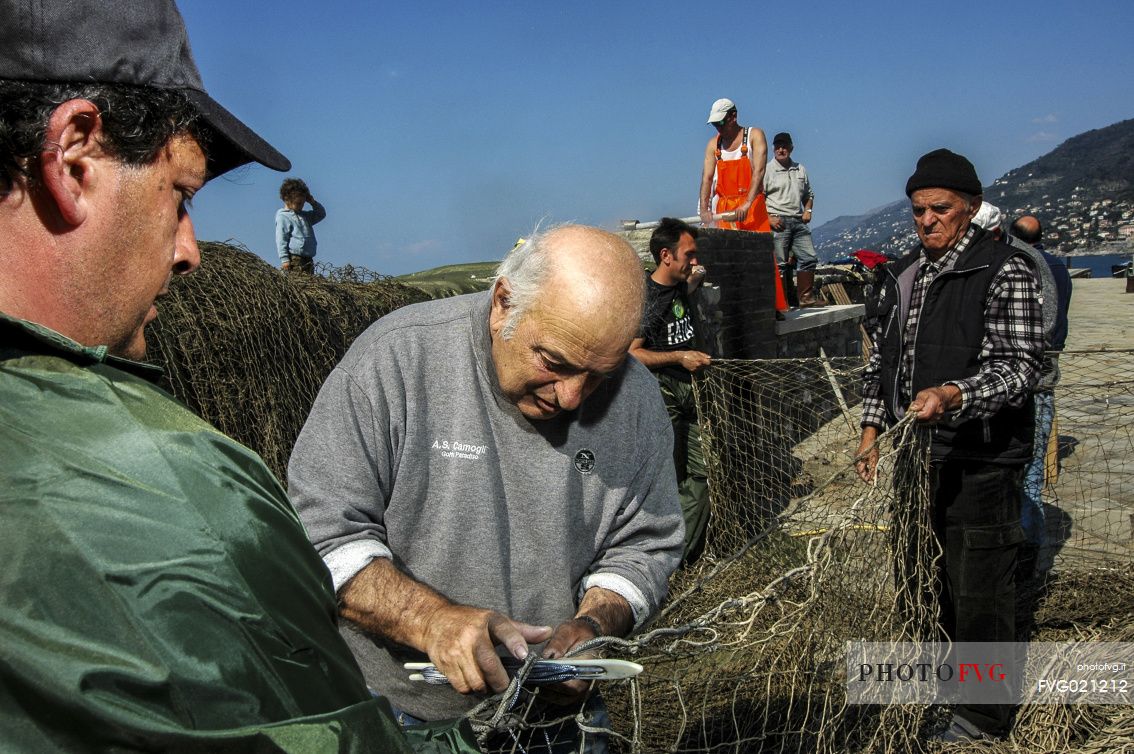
[{"xmin": 862, "ymin": 226, "xmax": 1044, "ymax": 429}]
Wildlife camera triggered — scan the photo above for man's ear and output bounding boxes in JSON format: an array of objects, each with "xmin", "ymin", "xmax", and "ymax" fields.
[
  {"xmin": 659, "ymin": 247, "xmax": 674, "ymax": 266},
  {"xmin": 489, "ymin": 277, "xmax": 512, "ymax": 336},
  {"xmin": 967, "ymin": 194, "xmax": 983, "ymax": 219},
  {"xmin": 38, "ymin": 99, "xmax": 105, "ymax": 227}
]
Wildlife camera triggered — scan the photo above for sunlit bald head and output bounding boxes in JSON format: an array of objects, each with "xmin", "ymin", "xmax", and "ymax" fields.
[{"xmin": 489, "ymin": 224, "xmax": 645, "ymax": 420}]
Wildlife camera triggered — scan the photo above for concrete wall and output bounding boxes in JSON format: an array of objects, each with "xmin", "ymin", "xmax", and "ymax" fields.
[{"xmin": 773, "ymin": 306, "xmax": 865, "ymax": 359}]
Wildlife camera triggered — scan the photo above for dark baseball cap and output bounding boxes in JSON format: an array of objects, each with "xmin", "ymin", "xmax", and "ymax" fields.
[
  {"xmin": 0, "ymin": 0, "xmax": 290, "ymax": 178},
  {"xmin": 772, "ymin": 132, "xmax": 793, "ymax": 146}
]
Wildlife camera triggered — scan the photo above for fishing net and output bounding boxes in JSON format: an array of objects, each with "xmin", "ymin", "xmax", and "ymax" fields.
[
  {"xmin": 466, "ymin": 352, "xmax": 1133, "ymax": 753},
  {"xmin": 145, "ymin": 242, "xmax": 428, "ymax": 479},
  {"xmin": 582, "ymin": 350, "xmax": 1132, "ymax": 754},
  {"xmin": 145, "ymin": 250, "xmax": 1132, "ymax": 753}
]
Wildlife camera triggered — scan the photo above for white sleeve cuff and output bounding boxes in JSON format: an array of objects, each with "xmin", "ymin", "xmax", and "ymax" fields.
[
  {"xmin": 323, "ymin": 539, "xmax": 392, "ymax": 593},
  {"xmin": 580, "ymin": 573, "xmax": 650, "ymax": 630}
]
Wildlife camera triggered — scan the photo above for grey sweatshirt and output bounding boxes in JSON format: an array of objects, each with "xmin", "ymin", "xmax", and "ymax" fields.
[{"xmin": 289, "ymin": 292, "xmax": 683, "ymax": 720}]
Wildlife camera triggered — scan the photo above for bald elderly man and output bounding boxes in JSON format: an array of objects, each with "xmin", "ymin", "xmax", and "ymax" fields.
[{"xmin": 290, "ymin": 224, "xmax": 684, "ymax": 750}]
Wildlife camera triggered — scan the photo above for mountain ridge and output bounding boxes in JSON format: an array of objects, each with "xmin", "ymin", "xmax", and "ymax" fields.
[{"xmin": 813, "ymin": 118, "xmax": 1134, "ymax": 258}]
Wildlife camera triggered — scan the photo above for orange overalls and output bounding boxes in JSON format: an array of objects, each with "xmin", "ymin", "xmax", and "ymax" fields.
[
  {"xmin": 714, "ymin": 127, "xmax": 769, "ymax": 231},
  {"xmin": 714, "ymin": 128, "xmax": 789, "ymax": 312}
]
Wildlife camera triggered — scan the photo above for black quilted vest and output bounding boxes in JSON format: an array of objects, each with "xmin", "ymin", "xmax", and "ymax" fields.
[{"xmin": 875, "ymin": 230, "xmax": 1033, "ymax": 464}]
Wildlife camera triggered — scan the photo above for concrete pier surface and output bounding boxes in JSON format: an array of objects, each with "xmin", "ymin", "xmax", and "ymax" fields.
[
  {"xmin": 1044, "ymin": 277, "xmax": 1133, "ymax": 571},
  {"xmin": 1064, "ymin": 277, "xmax": 1134, "ymax": 350}
]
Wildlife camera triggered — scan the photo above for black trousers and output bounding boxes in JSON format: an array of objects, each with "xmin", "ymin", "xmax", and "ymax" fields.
[{"xmin": 930, "ymin": 459, "xmax": 1025, "ymax": 735}]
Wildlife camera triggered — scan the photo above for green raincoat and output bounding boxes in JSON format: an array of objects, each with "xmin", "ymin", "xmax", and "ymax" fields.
[{"xmin": 0, "ymin": 315, "xmax": 478, "ymax": 753}]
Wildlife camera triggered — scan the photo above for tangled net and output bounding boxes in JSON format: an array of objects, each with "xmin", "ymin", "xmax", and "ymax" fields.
[
  {"xmin": 466, "ymin": 353, "xmax": 1134, "ymax": 754},
  {"xmin": 585, "ymin": 352, "xmax": 1133, "ymax": 754},
  {"xmin": 146, "ymin": 242, "xmax": 427, "ymax": 478},
  {"xmin": 144, "ymin": 250, "xmax": 1132, "ymax": 753}
]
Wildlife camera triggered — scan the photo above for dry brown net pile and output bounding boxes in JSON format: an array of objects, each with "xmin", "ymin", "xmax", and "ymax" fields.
[
  {"xmin": 145, "ymin": 242, "xmax": 428, "ymax": 479},
  {"xmin": 573, "ymin": 351, "xmax": 1133, "ymax": 754}
]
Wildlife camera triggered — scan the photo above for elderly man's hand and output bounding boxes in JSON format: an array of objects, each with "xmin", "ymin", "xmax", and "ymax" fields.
[
  {"xmin": 769, "ymin": 215, "xmax": 784, "ymax": 231},
  {"xmin": 908, "ymin": 385, "xmax": 961, "ymax": 424},
  {"xmin": 537, "ymin": 617, "xmax": 602, "ymax": 707},
  {"xmin": 421, "ymin": 604, "xmax": 552, "ymax": 695},
  {"xmin": 855, "ymin": 426, "xmax": 880, "ymax": 483},
  {"xmin": 699, "ymin": 209, "xmax": 713, "ymax": 227}
]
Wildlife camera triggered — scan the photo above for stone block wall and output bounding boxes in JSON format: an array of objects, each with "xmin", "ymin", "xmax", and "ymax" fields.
[{"xmin": 694, "ymin": 229, "xmax": 781, "ymax": 359}]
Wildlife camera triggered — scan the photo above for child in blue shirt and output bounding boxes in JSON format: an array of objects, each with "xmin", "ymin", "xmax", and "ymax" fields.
[{"xmin": 275, "ymin": 178, "xmax": 326, "ymax": 272}]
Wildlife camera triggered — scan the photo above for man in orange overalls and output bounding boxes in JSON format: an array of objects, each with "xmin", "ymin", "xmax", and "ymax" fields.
[{"xmin": 698, "ymin": 98, "xmax": 789, "ymax": 315}]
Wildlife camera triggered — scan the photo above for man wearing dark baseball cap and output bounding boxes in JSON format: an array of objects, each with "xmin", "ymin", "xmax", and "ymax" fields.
[
  {"xmin": 764, "ymin": 132, "xmax": 819, "ymax": 306},
  {"xmin": 855, "ymin": 148, "xmax": 1044, "ymax": 742},
  {"xmin": 0, "ymin": 1, "xmax": 470, "ymax": 750},
  {"xmin": 0, "ymin": 0, "xmax": 290, "ymax": 179}
]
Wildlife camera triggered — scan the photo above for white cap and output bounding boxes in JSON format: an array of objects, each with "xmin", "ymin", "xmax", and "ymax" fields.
[
  {"xmin": 706, "ymin": 98, "xmax": 735, "ymax": 124},
  {"xmin": 972, "ymin": 201, "xmax": 1003, "ymax": 232}
]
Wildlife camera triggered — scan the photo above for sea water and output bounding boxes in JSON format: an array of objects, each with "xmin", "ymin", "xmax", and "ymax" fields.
[{"xmin": 1061, "ymin": 252, "xmax": 1133, "ymax": 278}]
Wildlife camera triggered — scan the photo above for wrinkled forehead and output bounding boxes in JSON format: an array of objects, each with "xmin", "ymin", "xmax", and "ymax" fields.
[
  {"xmin": 172, "ymin": 132, "xmax": 209, "ymax": 179},
  {"xmin": 525, "ymin": 289, "xmax": 635, "ymax": 365},
  {"xmin": 909, "ymin": 187, "xmax": 972, "ymax": 209}
]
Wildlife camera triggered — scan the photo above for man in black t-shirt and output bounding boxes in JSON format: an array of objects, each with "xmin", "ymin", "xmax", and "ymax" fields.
[{"xmin": 630, "ymin": 218, "xmax": 713, "ymax": 563}]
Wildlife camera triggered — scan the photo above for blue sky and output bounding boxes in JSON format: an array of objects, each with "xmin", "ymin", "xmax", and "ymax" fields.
[{"xmin": 180, "ymin": 1, "xmax": 1134, "ymax": 275}]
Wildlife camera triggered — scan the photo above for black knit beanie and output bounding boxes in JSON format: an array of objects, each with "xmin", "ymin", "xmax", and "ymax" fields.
[{"xmin": 905, "ymin": 148, "xmax": 982, "ymax": 197}]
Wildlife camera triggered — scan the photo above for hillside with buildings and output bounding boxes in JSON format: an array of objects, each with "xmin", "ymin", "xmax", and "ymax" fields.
[{"xmin": 813, "ymin": 118, "xmax": 1134, "ymax": 259}]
